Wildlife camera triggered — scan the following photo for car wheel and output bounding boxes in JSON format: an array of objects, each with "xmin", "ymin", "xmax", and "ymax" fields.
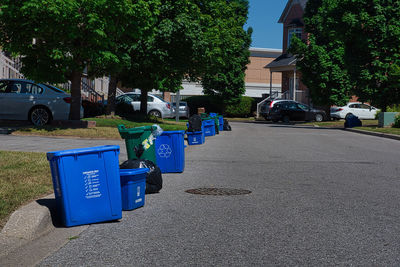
[
  {"xmin": 283, "ymin": 115, "xmax": 290, "ymax": 123},
  {"xmin": 315, "ymin": 113, "xmax": 324, "ymax": 122},
  {"xmin": 30, "ymin": 107, "xmax": 51, "ymax": 126},
  {"xmin": 345, "ymin": 113, "xmax": 353, "ymax": 120},
  {"xmin": 148, "ymin": 110, "xmax": 162, "ymax": 118}
]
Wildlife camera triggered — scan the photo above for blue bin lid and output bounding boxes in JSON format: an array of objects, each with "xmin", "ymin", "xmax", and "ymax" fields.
[
  {"xmin": 47, "ymin": 145, "xmax": 120, "ymax": 161},
  {"xmin": 120, "ymin": 168, "xmax": 149, "ymax": 180}
]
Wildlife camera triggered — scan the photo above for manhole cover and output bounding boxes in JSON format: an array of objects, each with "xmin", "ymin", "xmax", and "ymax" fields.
[{"xmin": 185, "ymin": 188, "xmax": 251, "ymax": 196}]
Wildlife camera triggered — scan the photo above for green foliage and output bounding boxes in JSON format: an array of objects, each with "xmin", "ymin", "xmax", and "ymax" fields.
[
  {"xmin": 198, "ymin": 0, "xmax": 252, "ymax": 104},
  {"xmin": 393, "ymin": 114, "xmax": 400, "ymax": 128},
  {"xmin": 387, "ymin": 105, "xmax": 400, "ymax": 113},
  {"xmin": 185, "ymin": 95, "xmax": 254, "ymax": 117},
  {"xmin": 0, "ymin": 0, "xmax": 154, "ymax": 120},
  {"xmin": 291, "ymin": 0, "xmax": 400, "ymax": 110},
  {"xmin": 224, "ymin": 96, "xmax": 254, "ymax": 117},
  {"xmin": 289, "ymin": 0, "xmax": 352, "ymax": 107}
]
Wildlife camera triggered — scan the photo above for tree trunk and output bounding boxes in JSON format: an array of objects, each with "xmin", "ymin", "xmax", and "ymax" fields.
[
  {"xmin": 106, "ymin": 75, "xmax": 118, "ymax": 116},
  {"xmin": 140, "ymin": 89, "xmax": 149, "ymax": 115},
  {"xmin": 69, "ymin": 71, "xmax": 82, "ymax": 120}
]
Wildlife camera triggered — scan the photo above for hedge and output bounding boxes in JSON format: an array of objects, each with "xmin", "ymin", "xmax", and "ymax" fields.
[{"xmin": 185, "ymin": 95, "xmax": 255, "ymax": 117}]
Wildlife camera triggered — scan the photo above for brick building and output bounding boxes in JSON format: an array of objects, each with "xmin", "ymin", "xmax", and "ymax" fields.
[{"xmin": 266, "ymin": 0, "xmax": 309, "ymax": 104}]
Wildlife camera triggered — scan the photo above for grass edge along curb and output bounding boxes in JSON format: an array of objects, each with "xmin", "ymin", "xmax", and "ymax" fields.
[{"xmin": 0, "ymin": 151, "xmax": 53, "ymax": 231}]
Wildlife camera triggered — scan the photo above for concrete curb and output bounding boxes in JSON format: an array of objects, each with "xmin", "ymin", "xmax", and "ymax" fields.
[
  {"xmin": 344, "ymin": 128, "xmax": 400, "ymax": 141},
  {"xmin": 0, "ymin": 194, "xmax": 55, "ymax": 241}
]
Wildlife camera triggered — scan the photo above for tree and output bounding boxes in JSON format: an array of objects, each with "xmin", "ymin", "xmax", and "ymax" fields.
[
  {"xmin": 120, "ymin": 0, "xmax": 205, "ymax": 115},
  {"xmin": 0, "ymin": 0, "xmax": 150, "ymax": 120},
  {"xmin": 338, "ymin": 0, "xmax": 400, "ymax": 110},
  {"xmin": 198, "ymin": 0, "xmax": 252, "ymax": 104},
  {"xmin": 290, "ymin": 0, "xmax": 400, "ymax": 110},
  {"xmin": 289, "ymin": 0, "xmax": 352, "ymax": 107},
  {"xmin": 89, "ymin": 1, "xmax": 159, "ymax": 116}
]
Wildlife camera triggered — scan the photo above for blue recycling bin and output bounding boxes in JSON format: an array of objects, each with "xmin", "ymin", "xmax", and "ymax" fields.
[
  {"xmin": 187, "ymin": 131, "xmax": 204, "ymax": 145},
  {"xmin": 47, "ymin": 145, "xmax": 122, "ymax": 227},
  {"xmin": 155, "ymin": 130, "xmax": 185, "ymax": 173},
  {"xmin": 120, "ymin": 168, "xmax": 148, "ymax": 210},
  {"xmin": 218, "ymin": 116, "xmax": 224, "ymax": 131},
  {"xmin": 203, "ymin": 119, "xmax": 216, "ymax": 136}
]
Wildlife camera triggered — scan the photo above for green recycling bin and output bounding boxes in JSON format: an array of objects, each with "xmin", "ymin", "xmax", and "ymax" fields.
[{"xmin": 118, "ymin": 124, "xmax": 157, "ymax": 163}]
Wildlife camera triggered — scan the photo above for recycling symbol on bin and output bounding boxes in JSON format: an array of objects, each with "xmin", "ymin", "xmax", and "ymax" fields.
[{"xmin": 158, "ymin": 144, "xmax": 172, "ymax": 158}]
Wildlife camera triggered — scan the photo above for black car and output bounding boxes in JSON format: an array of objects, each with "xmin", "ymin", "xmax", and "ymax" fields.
[{"xmin": 270, "ymin": 100, "xmax": 326, "ymax": 123}]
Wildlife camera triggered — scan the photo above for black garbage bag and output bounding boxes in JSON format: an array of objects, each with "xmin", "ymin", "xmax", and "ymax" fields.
[
  {"xmin": 120, "ymin": 159, "xmax": 162, "ymax": 194},
  {"xmin": 223, "ymin": 119, "xmax": 232, "ymax": 131},
  {"xmin": 344, "ymin": 114, "xmax": 362, "ymax": 128},
  {"xmin": 188, "ymin": 114, "xmax": 202, "ymax": 132}
]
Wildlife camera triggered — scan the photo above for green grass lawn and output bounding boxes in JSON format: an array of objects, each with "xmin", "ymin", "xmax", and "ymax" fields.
[
  {"xmin": 12, "ymin": 116, "xmax": 187, "ymax": 139},
  {"xmin": 0, "ymin": 151, "xmax": 53, "ymax": 230},
  {"xmin": 302, "ymin": 119, "xmax": 400, "ymax": 135},
  {"xmin": 302, "ymin": 120, "xmax": 379, "ymax": 127},
  {"xmin": 353, "ymin": 126, "xmax": 400, "ymax": 135}
]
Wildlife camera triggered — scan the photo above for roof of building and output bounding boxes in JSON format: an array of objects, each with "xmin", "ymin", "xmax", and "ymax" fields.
[
  {"xmin": 250, "ymin": 47, "xmax": 282, "ymax": 53},
  {"xmin": 265, "ymin": 53, "xmax": 297, "ymax": 68},
  {"xmin": 278, "ymin": 0, "xmax": 308, "ymax": 23},
  {"xmin": 249, "ymin": 47, "xmax": 282, "ymax": 58}
]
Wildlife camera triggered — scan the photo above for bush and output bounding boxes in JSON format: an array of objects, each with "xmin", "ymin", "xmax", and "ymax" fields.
[
  {"xmin": 393, "ymin": 114, "xmax": 400, "ymax": 128},
  {"xmin": 185, "ymin": 95, "xmax": 255, "ymax": 118},
  {"xmin": 224, "ymin": 96, "xmax": 255, "ymax": 117},
  {"xmin": 388, "ymin": 104, "xmax": 400, "ymax": 112}
]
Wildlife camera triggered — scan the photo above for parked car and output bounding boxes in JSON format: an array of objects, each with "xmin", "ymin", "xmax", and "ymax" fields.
[
  {"xmin": 330, "ymin": 102, "xmax": 379, "ymax": 120},
  {"xmin": 259, "ymin": 99, "xmax": 287, "ymax": 120},
  {"xmin": 0, "ymin": 79, "xmax": 82, "ymax": 126},
  {"xmin": 270, "ymin": 100, "xmax": 326, "ymax": 123},
  {"xmin": 116, "ymin": 92, "xmax": 174, "ymax": 118},
  {"xmin": 171, "ymin": 101, "xmax": 190, "ymax": 118}
]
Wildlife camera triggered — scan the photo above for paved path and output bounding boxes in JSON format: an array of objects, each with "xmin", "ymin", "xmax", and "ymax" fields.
[{"xmin": 2, "ymin": 123, "xmax": 400, "ymax": 265}]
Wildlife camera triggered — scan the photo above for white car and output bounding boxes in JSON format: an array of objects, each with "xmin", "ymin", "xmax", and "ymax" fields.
[
  {"xmin": 330, "ymin": 102, "xmax": 379, "ymax": 120},
  {"xmin": 116, "ymin": 92, "xmax": 174, "ymax": 118},
  {"xmin": 0, "ymin": 79, "xmax": 82, "ymax": 126}
]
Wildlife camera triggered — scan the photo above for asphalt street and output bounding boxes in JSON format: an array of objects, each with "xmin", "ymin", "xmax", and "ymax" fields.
[{"xmin": 2, "ymin": 122, "xmax": 400, "ymax": 265}]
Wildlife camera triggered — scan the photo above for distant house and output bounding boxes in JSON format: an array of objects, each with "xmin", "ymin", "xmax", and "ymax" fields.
[{"xmin": 266, "ymin": 0, "xmax": 309, "ymax": 104}]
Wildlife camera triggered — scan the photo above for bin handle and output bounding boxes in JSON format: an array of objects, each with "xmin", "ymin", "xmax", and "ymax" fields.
[{"xmin": 117, "ymin": 124, "xmax": 127, "ymax": 132}]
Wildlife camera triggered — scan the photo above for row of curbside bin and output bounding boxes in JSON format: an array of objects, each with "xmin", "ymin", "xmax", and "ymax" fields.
[{"xmin": 46, "ymin": 112, "xmax": 227, "ymax": 227}]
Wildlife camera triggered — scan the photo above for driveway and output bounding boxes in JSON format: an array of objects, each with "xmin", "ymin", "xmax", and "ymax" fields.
[{"xmin": 2, "ymin": 122, "xmax": 400, "ymax": 265}]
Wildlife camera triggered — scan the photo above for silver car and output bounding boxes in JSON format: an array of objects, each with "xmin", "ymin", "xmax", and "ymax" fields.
[
  {"xmin": 116, "ymin": 92, "xmax": 174, "ymax": 118},
  {"xmin": 0, "ymin": 79, "xmax": 78, "ymax": 126},
  {"xmin": 171, "ymin": 101, "xmax": 190, "ymax": 118}
]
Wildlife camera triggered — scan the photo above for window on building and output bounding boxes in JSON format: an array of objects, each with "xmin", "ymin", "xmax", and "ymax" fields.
[{"xmin": 287, "ymin": 28, "xmax": 302, "ymax": 48}]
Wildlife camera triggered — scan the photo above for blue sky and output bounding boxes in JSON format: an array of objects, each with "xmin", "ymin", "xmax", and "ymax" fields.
[{"xmin": 246, "ymin": 0, "xmax": 287, "ymax": 49}]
